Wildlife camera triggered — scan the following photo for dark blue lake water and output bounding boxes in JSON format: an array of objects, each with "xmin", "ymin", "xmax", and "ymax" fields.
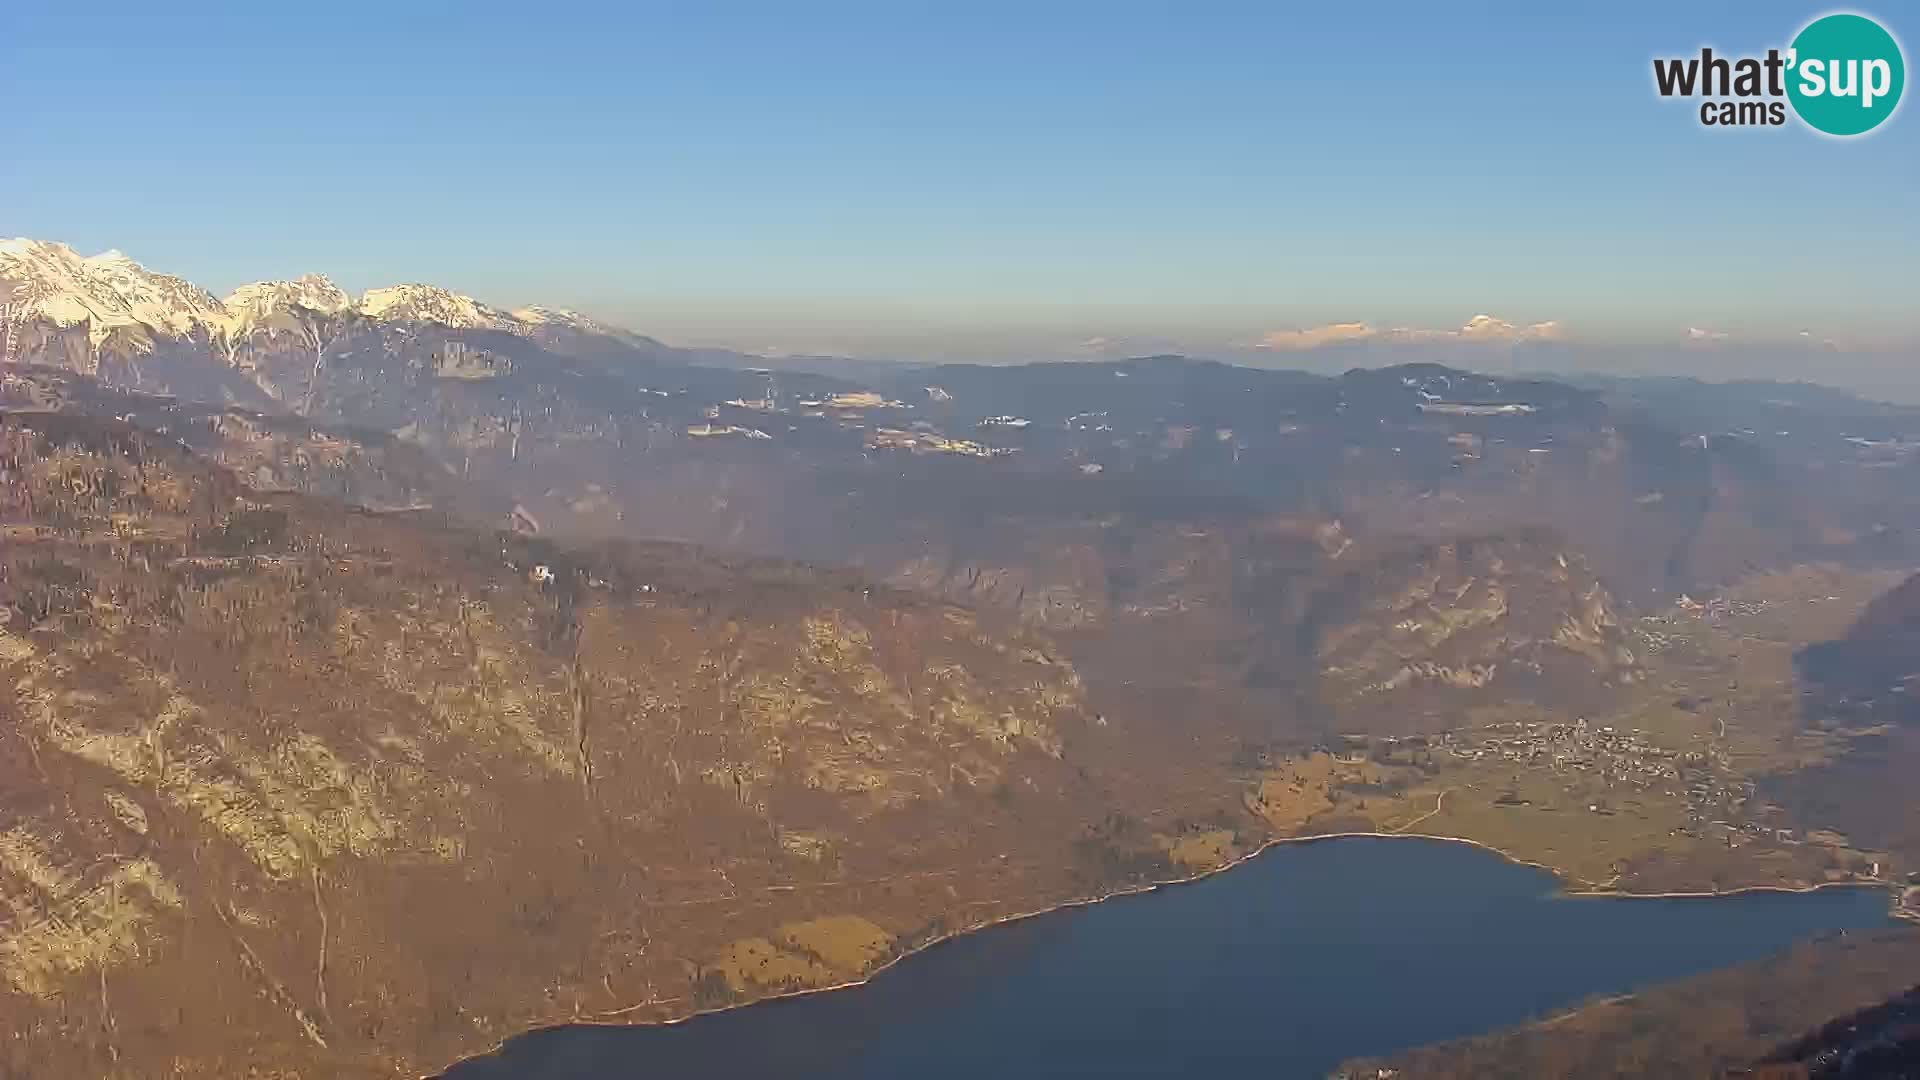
[{"xmin": 444, "ymin": 837, "xmax": 1897, "ymax": 1079}]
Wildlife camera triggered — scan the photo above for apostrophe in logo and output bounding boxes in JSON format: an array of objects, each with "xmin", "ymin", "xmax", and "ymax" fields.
[
  {"xmin": 1786, "ymin": 13, "xmax": 1904, "ymax": 135},
  {"xmin": 1652, "ymin": 11, "xmax": 1905, "ymax": 136}
]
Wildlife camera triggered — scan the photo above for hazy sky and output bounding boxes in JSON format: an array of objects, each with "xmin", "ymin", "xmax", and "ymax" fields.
[{"xmin": 4, "ymin": 1, "xmax": 1916, "ymax": 369}]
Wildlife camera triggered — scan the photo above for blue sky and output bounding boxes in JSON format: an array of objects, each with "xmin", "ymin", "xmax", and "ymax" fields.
[{"xmin": 3, "ymin": 1, "xmax": 1916, "ymax": 367}]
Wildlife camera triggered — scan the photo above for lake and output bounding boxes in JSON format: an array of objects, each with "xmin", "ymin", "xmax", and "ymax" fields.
[{"xmin": 443, "ymin": 836, "xmax": 1898, "ymax": 1079}]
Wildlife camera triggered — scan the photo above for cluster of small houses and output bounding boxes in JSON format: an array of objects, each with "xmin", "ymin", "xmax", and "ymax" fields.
[{"xmin": 1430, "ymin": 717, "xmax": 1768, "ymax": 824}]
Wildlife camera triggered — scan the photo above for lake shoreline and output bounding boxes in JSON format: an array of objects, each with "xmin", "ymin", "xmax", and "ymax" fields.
[{"xmin": 425, "ymin": 826, "xmax": 1900, "ymax": 1078}]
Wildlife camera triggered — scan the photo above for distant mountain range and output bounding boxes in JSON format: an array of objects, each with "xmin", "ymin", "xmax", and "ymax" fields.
[
  {"xmin": 0, "ymin": 238, "xmax": 785, "ymax": 405},
  {"xmin": 0, "ymin": 237, "xmax": 654, "ymax": 353}
]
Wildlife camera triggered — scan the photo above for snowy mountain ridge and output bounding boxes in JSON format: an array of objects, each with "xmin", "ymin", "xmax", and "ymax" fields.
[
  {"xmin": 0, "ymin": 238, "xmax": 228, "ymax": 346},
  {"xmin": 0, "ymin": 238, "xmax": 632, "ymax": 349}
]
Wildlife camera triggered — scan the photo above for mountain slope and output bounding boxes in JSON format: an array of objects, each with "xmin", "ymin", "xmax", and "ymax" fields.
[
  {"xmin": 1334, "ymin": 931, "xmax": 1920, "ymax": 1080},
  {"xmin": 0, "ymin": 408, "xmax": 1122, "ymax": 1077}
]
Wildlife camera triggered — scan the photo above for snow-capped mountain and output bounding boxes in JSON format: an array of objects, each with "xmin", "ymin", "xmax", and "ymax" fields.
[
  {"xmin": 0, "ymin": 238, "xmax": 227, "ymax": 347},
  {"xmin": 0, "ymin": 238, "xmax": 641, "ymax": 356},
  {"xmin": 0, "ymin": 237, "xmax": 782, "ymax": 420},
  {"xmin": 225, "ymin": 274, "xmax": 354, "ymax": 326},
  {"xmin": 357, "ymin": 283, "xmax": 520, "ymax": 332},
  {"xmin": 512, "ymin": 305, "xmax": 590, "ymax": 327},
  {"xmin": 509, "ymin": 304, "xmax": 669, "ymax": 355}
]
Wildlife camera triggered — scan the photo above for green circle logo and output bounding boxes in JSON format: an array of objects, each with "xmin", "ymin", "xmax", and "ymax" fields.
[{"xmin": 1786, "ymin": 13, "xmax": 1905, "ymax": 136}]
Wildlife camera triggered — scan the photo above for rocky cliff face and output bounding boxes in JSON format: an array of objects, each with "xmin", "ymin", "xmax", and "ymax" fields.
[
  {"xmin": 0, "ymin": 411, "xmax": 1109, "ymax": 1077},
  {"xmin": 1306, "ymin": 532, "xmax": 1637, "ymax": 726},
  {"xmin": 849, "ymin": 510, "xmax": 1633, "ymax": 737}
]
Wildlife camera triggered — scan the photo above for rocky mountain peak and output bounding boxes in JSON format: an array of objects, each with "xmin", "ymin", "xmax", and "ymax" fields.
[
  {"xmin": 357, "ymin": 282, "xmax": 517, "ymax": 331},
  {"xmin": 0, "ymin": 238, "xmax": 225, "ymax": 342},
  {"xmin": 225, "ymin": 275, "xmax": 351, "ymax": 315},
  {"xmin": 1, "ymin": 239, "xmax": 655, "ymax": 369}
]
